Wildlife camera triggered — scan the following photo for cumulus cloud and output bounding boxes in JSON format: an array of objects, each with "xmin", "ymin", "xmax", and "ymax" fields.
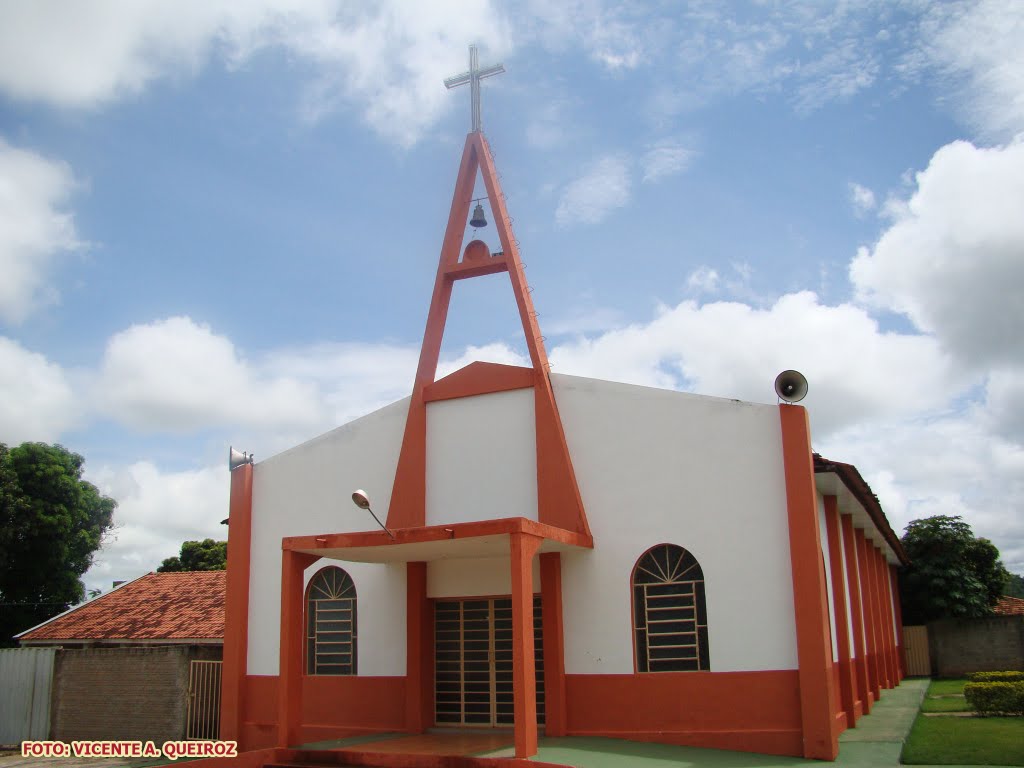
[
  {"xmin": 555, "ymin": 154, "xmax": 632, "ymax": 227},
  {"xmin": 641, "ymin": 142, "xmax": 695, "ymax": 183},
  {"xmin": 0, "ymin": 0, "xmax": 511, "ymax": 147},
  {"xmin": 685, "ymin": 266, "xmax": 720, "ymax": 295},
  {"xmin": 84, "ymin": 461, "xmax": 228, "ymax": 593},
  {"xmin": 850, "ymin": 139, "xmax": 1024, "ymax": 367},
  {"xmin": 0, "ymin": 139, "xmax": 80, "ymax": 323},
  {"xmin": 0, "ymin": 337, "xmax": 79, "ymax": 443}
]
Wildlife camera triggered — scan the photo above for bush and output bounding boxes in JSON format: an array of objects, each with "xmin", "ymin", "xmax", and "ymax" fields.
[
  {"xmin": 963, "ymin": 681, "xmax": 1024, "ymax": 715},
  {"xmin": 969, "ymin": 671, "xmax": 1024, "ymax": 683}
]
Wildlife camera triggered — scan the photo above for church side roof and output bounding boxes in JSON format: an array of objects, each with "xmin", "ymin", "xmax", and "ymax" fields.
[
  {"xmin": 995, "ymin": 595, "xmax": 1024, "ymax": 616},
  {"xmin": 16, "ymin": 571, "xmax": 225, "ymax": 643}
]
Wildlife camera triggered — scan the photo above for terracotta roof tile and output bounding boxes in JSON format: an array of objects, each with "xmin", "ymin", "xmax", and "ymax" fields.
[
  {"xmin": 994, "ymin": 595, "xmax": 1024, "ymax": 616},
  {"xmin": 18, "ymin": 571, "xmax": 225, "ymax": 642}
]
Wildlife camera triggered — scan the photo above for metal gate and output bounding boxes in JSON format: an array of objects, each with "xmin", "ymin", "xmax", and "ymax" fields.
[
  {"xmin": 185, "ymin": 660, "xmax": 222, "ymax": 740},
  {"xmin": 434, "ymin": 596, "xmax": 543, "ymax": 727},
  {"xmin": 0, "ymin": 648, "xmax": 55, "ymax": 742},
  {"xmin": 903, "ymin": 625, "xmax": 931, "ymax": 676}
]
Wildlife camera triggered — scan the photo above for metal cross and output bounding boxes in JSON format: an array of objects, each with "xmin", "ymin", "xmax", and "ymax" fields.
[{"xmin": 444, "ymin": 44, "xmax": 505, "ymax": 133}]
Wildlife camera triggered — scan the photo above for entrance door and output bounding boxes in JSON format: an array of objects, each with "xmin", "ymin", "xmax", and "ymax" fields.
[{"xmin": 434, "ymin": 596, "xmax": 544, "ymax": 727}]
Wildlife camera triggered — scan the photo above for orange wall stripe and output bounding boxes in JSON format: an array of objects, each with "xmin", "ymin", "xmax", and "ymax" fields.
[
  {"xmin": 840, "ymin": 514, "xmax": 870, "ymax": 716},
  {"xmin": 778, "ymin": 405, "xmax": 839, "ymax": 760},
  {"xmin": 405, "ymin": 562, "xmax": 432, "ymax": 732},
  {"xmin": 510, "ymin": 533, "xmax": 542, "ymax": 757},
  {"xmin": 221, "ymin": 464, "xmax": 253, "ymax": 745},
  {"xmin": 423, "ymin": 361, "xmax": 534, "ymax": 402},
  {"xmin": 823, "ymin": 496, "xmax": 856, "ymax": 729},
  {"xmin": 870, "ymin": 546, "xmax": 893, "ymax": 689},
  {"xmin": 278, "ymin": 550, "xmax": 317, "ymax": 747},
  {"xmin": 854, "ymin": 529, "xmax": 881, "ymax": 701},
  {"xmin": 539, "ymin": 552, "xmax": 567, "ymax": 737},
  {"xmin": 890, "ymin": 564, "xmax": 906, "ymax": 679},
  {"xmin": 875, "ymin": 547, "xmax": 897, "ymax": 688}
]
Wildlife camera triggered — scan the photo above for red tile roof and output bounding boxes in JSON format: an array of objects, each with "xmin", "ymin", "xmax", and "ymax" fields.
[
  {"xmin": 17, "ymin": 571, "xmax": 225, "ymax": 643},
  {"xmin": 994, "ymin": 595, "xmax": 1024, "ymax": 616}
]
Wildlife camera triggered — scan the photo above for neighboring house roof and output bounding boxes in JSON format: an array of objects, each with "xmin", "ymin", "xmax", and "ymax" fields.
[
  {"xmin": 813, "ymin": 453, "xmax": 909, "ymax": 565},
  {"xmin": 16, "ymin": 571, "xmax": 225, "ymax": 644},
  {"xmin": 994, "ymin": 595, "xmax": 1024, "ymax": 616}
]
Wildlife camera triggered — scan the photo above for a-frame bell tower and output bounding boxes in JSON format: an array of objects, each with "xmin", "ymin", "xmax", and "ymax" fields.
[{"xmin": 385, "ymin": 47, "xmax": 590, "ymax": 539}]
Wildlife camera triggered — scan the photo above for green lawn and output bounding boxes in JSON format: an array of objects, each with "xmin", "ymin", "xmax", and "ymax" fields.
[
  {"xmin": 902, "ymin": 715, "xmax": 1024, "ymax": 765},
  {"xmin": 927, "ymin": 677, "xmax": 968, "ymax": 697}
]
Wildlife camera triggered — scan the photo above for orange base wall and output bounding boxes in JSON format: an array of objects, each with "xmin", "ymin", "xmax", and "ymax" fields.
[
  {"xmin": 564, "ymin": 670, "xmax": 804, "ymax": 757},
  {"xmin": 239, "ymin": 675, "xmax": 406, "ymax": 751}
]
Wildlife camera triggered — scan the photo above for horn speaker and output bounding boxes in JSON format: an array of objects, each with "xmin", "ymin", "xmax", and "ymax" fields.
[
  {"xmin": 774, "ymin": 370, "xmax": 808, "ymax": 403},
  {"xmin": 229, "ymin": 446, "xmax": 253, "ymax": 471}
]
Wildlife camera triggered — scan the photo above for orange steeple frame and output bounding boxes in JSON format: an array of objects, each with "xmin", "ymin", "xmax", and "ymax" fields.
[{"xmin": 385, "ymin": 130, "xmax": 590, "ymax": 539}]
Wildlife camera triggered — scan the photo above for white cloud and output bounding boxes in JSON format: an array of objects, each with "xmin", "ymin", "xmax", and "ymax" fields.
[
  {"xmin": 0, "ymin": 337, "xmax": 79, "ymax": 444},
  {"xmin": 96, "ymin": 316, "xmax": 326, "ymax": 432},
  {"xmin": 84, "ymin": 461, "xmax": 228, "ymax": 594},
  {"xmin": 555, "ymin": 154, "xmax": 632, "ymax": 227},
  {"xmin": 0, "ymin": 139, "xmax": 80, "ymax": 323},
  {"xmin": 686, "ymin": 266, "xmax": 720, "ymax": 295},
  {"xmin": 851, "ymin": 139, "xmax": 1024, "ymax": 367},
  {"xmin": 848, "ymin": 181, "xmax": 876, "ymax": 217},
  {"xmin": 641, "ymin": 142, "xmax": 695, "ymax": 183},
  {"xmin": 0, "ymin": 0, "xmax": 512, "ymax": 147},
  {"xmin": 550, "ymin": 291, "xmax": 961, "ymax": 437}
]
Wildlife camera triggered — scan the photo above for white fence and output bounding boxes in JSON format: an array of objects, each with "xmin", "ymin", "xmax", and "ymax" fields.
[{"xmin": 0, "ymin": 648, "xmax": 56, "ymax": 742}]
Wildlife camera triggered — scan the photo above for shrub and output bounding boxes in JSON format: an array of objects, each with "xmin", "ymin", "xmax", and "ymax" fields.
[
  {"xmin": 968, "ymin": 670, "xmax": 1024, "ymax": 683},
  {"xmin": 963, "ymin": 681, "xmax": 1024, "ymax": 715}
]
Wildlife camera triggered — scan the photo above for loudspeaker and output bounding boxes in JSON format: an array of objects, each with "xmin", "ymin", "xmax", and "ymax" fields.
[
  {"xmin": 229, "ymin": 446, "xmax": 253, "ymax": 471},
  {"xmin": 774, "ymin": 370, "xmax": 808, "ymax": 403}
]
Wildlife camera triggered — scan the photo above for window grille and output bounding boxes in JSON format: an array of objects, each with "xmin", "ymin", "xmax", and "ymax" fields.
[
  {"xmin": 632, "ymin": 544, "xmax": 709, "ymax": 672},
  {"xmin": 306, "ymin": 566, "xmax": 357, "ymax": 675}
]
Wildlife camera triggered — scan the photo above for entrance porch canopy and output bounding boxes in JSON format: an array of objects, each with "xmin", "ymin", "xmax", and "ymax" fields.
[{"xmin": 281, "ymin": 516, "xmax": 594, "ymax": 563}]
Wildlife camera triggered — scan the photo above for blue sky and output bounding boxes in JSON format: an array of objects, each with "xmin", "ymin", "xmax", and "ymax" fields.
[{"xmin": 1, "ymin": 1, "xmax": 1022, "ymax": 593}]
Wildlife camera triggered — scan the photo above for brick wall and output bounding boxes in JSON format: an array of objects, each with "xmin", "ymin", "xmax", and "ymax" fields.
[
  {"xmin": 929, "ymin": 616, "xmax": 1024, "ymax": 677},
  {"xmin": 50, "ymin": 646, "xmax": 219, "ymax": 742}
]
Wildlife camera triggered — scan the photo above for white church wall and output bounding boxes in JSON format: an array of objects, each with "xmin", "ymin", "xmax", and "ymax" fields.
[
  {"xmin": 818, "ymin": 493, "xmax": 839, "ymax": 662},
  {"xmin": 427, "ymin": 556, "xmax": 540, "ymax": 598},
  {"xmin": 552, "ymin": 374, "xmax": 800, "ymax": 674},
  {"xmin": 246, "ymin": 399, "xmax": 409, "ymax": 677},
  {"xmin": 426, "ymin": 389, "xmax": 537, "ymax": 526},
  {"xmin": 839, "ymin": 519, "xmax": 858, "ymax": 653}
]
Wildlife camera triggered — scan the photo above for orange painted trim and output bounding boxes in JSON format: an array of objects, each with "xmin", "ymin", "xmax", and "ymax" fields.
[
  {"xmin": 510, "ymin": 533, "xmax": 542, "ymax": 758},
  {"xmin": 824, "ymin": 496, "xmax": 857, "ymax": 729},
  {"xmin": 405, "ymin": 562, "xmax": 432, "ymax": 732},
  {"xmin": 221, "ymin": 464, "xmax": 253, "ymax": 745},
  {"xmin": 283, "ymin": 516, "xmax": 593, "ymax": 553},
  {"xmin": 841, "ymin": 514, "xmax": 871, "ymax": 716},
  {"xmin": 874, "ymin": 547, "xmax": 897, "ymax": 688},
  {"xmin": 386, "ymin": 132, "xmax": 590, "ymax": 542},
  {"xmin": 778, "ymin": 405, "xmax": 838, "ymax": 760},
  {"xmin": 855, "ymin": 529, "xmax": 881, "ymax": 701},
  {"xmin": 278, "ymin": 550, "xmax": 318, "ymax": 747},
  {"xmin": 890, "ymin": 564, "xmax": 906, "ymax": 678},
  {"xmin": 539, "ymin": 552, "xmax": 567, "ymax": 737},
  {"xmin": 423, "ymin": 361, "xmax": 534, "ymax": 403},
  {"xmin": 870, "ymin": 545, "xmax": 892, "ymax": 689}
]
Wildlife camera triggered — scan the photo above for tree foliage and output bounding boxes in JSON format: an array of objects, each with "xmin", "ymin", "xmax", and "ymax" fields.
[
  {"xmin": 1007, "ymin": 573, "xmax": 1024, "ymax": 599},
  {"xmin": 157, "ymin": 538, "xmax": 227, "ymax": 572},
  {"xmin": 899, "ymin": 515, "xmax": 1010, "ymax": 624},
  {"xmin": 0, "ymin": 442, "xmax": 116, "ymax": 645}
]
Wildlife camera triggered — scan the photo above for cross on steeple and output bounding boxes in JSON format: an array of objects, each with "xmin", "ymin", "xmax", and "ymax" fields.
[{"xmin": 444, "ymin": 44, "xmax": 505, "ymax": 133}]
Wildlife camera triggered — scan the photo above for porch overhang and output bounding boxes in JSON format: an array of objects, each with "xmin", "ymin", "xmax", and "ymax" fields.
[{"xmin": 282, "ymin": 516, "xmax": 593, "ymax": 563}]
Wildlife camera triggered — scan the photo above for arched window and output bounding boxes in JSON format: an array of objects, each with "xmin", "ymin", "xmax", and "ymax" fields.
[
  {"xmin": 305, "ymin": 566, "xmax": 357, "ymax": 675},
  {"xmin": 632, "ymin": 544, "xmax": 709, "ymax": 672}
]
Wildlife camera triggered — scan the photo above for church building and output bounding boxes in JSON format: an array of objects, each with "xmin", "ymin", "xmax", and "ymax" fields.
[{"xmin": 218, "ymin": 48, "xmax": 907, "ymax": 762}]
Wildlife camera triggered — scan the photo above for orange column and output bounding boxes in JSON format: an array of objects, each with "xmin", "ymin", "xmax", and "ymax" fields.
[
  {"xmin": 855, "ymin": 530, "xmax": 881, "ymax": 701},
  {"xmin": 824, "ymin": 497, "xmax": 856, "ymax": 729},
  {"xmin": 890, "ymin": 565, "xmax": 906, "ymax": 679},
  {"xmin": 841, "ymin": 515, "xmax": 870, "ymax": 716},
  {"xmin": 874, "ymin": 549, "xmax": 897, "ymax": 688},
  {"xmin": 511, "ymin": 533, "xmax": 543, "ymax": 758},
  {"xmin": 540, "ymin": 552, "xmax": 567, "ymax": 737},
  {"xmin": 779, "ymin": 406, "xmax": 839, "ymax": 760},
  {"xmin": 278, "ymin": 549, "xmax": 317, "ymax": 748},
  {"xmin": 221, "ymin": 464, "xmax": 253, "ymax": 745},
  {"xmin": 405, "ymin": 562, "xmax": 433, "ymax": 732}
]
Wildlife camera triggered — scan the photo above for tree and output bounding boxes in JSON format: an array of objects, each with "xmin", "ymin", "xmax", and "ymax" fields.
[
  {"xmin": 899, "ymin": 515, "xmax": 1010, "ymax": 624},
  {"xmin": 1007, "ymin": 573, "xmax": 1024, "ymax": 599},
  {"xmin": 157, "ymin": 539, "xmax": 227, "ymax": 572},
  {"xmin": 0, "ymin": 442, "xmax": 116, "ymax": 645}
]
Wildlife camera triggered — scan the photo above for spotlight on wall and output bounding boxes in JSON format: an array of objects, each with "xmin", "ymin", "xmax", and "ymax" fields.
[
  {"xmin": 774, "ymin": 370, "xmax": 809, "ymax": 403},
  {"xmin": 229, "ymin": 446, "xmax": 254, "ymax": 471},
  {"xmin": 351, "ymin": 489, "xmax": 395, "ymax": 540}
]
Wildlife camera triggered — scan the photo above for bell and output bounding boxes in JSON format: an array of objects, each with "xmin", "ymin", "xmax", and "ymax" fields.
[{"xmin": 469, "ymin": 202, "xmax": 488, "ymax": 228}]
